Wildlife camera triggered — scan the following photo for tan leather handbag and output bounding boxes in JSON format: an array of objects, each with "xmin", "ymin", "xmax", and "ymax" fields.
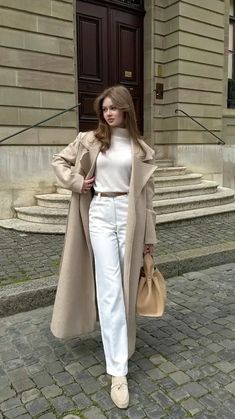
[{"xmin": 136, "ymin": 253, "xmax": 166, "ymax": 317}]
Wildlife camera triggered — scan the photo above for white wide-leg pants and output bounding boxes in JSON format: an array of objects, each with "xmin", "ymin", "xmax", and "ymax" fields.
[{"xmin": 89, "ymin": 194, "xmax": 128, "ymax": 376}]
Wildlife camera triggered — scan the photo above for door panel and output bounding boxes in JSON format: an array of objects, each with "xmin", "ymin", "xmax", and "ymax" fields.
[
  {"xmin": 79, "ymin": 18, "xmax": 102, "ymax": 81},
  {"xmin": 110, "ymin": 8, "xmax": 143, "ymax": 131},
  {"xmin": 77, "ymin": 0, "xmax": 143, "ymax": 132},
  {"xmin": 77, "ymin": 2, "xmax": 108, "ymax": 131}
]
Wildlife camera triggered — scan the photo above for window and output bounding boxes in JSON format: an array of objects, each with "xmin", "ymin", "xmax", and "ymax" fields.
[{"xmin": 228, "ymin": 0, "xmax": 235, "ymax": 107}]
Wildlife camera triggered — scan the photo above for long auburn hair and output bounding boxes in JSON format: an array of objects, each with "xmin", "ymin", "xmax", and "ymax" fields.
[{"xmin": 93, "ymin": 85, "xmax": 146, "ymax": 156}]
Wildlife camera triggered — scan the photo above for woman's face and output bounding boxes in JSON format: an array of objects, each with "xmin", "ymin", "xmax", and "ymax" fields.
[{"xmin": 102, "ymin": 97, "xmax": 125, "ymax": 128}]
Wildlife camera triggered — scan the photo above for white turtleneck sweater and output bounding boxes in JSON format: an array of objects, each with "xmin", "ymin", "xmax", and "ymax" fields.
[{"xmin": 93, "ymin": 127, "xmax": 132, "ymax": 193}]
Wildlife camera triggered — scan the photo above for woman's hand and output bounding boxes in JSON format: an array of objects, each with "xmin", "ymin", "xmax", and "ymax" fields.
[
  {"xmin": 143, "ymin": 244, "xmax": 154, "ymax": 255},
  {"xmin": 81, "ymin": 176, "xmax": 95, "ymax": 193}
]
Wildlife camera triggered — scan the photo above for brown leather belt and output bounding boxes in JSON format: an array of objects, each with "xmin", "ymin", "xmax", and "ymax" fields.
[{"xmin": 94, "ymin": 191, "xmax": 128, "ymax": 198}]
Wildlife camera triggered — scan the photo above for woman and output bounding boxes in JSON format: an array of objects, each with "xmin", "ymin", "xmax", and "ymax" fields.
[{"xmin": 50, "ymin": 85, "xmax": 157, "ymax": 409}]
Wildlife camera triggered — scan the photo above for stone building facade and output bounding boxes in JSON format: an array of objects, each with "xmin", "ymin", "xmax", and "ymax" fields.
[{"xmin": 0, "ymin": 0, "xmax": 235, "ymax": 218}]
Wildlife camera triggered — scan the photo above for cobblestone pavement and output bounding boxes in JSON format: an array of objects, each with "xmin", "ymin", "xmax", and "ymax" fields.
[
  {"xmin": 1, "ymin": 216, "xmax": 235, "ymax": 285},
  {"xmin": 0, "ymin": 263, "xmax": 235, "ymax": 418}
]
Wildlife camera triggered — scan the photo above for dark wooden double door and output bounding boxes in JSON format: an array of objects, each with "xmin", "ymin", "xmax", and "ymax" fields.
[{"xmin": 77, "ymin": 0, "xmax": 144, "ymax": 132}]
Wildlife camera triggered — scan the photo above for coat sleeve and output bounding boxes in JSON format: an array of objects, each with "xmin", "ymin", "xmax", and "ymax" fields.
[
  {"xmin": 144, "ymin": 156, "xmax": 157, "ymax": 245},
  {"xmin": 52, "ymin": 132, "xmax": 84, "ymax": 193}
]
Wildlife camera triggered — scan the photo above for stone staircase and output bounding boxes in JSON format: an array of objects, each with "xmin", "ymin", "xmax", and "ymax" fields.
[{"xmin": 1, "ymin": 159, "xmax": 235, "ymax": 233}]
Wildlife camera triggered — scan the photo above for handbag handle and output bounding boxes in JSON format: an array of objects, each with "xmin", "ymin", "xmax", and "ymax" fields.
[{"xmin": 143, "ymin": 253, "xmax": 154, "ymax": 279}]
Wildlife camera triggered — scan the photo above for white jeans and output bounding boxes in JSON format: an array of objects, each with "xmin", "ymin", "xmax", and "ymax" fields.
[{"xmin": 89, "ymin": 194, "xmax": 128, "ymax": 376}]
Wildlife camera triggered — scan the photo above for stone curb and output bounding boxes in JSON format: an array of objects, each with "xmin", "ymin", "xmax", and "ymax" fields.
[
  {"xmin": 1, "ymin": 241, "xmax": 235, "ymax": 318},
  {"xmin": 0, "ymin": 276, "xmax": 57, "ymax": 317}
]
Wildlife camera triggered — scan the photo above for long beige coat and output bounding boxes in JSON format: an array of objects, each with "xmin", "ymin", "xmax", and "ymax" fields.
[{"xmin": 51, "ymin": 130, "xmax": 157, "ymax": 358}]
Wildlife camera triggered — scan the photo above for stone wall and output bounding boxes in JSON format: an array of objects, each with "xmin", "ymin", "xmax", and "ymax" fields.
[
  {"xmin": 152, "ymin": 0, "xmax": 235, "ymax": 192},
  {"xmin": 153, "ymin": 0, "xmax": 225, "ymax": 145},
  {"xmin": 0, "ymin": 0, "xmax": 77, "ymax": 145},
  {"xmin": 0, "ymin": 145, "xmax": 60, "ymax": 218}
]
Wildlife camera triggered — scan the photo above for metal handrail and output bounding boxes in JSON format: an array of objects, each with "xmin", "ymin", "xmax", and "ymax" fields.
[
  {"xmin": 0, "ymin": 103, "xmax": 81, "ymax": 144},
  {"xmin": 175, "ymin": 108, "xmax": 225, "ymax": 145}
]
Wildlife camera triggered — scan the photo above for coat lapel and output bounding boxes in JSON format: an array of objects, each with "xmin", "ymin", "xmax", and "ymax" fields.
[
  {"xmin": 78, "ymin": 135, "xmax": 101, "ymax": 178},
  {"xmin": 123, "ymin": 140, "xmax": 157, "ymax": 320},
  {"xmin": 130, "ymin": 141, "xmax": 157, "ymax": 201}
]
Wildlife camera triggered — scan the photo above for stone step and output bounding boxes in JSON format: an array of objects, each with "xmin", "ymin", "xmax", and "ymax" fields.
[
  {"xmin": 35, "ymin": 194, "xmax": 70, "ymax": 208},
  {"xmin": 15, "ymin": 206, "xmax": 68, "ymax": 225},
  {"xmin": 153, "ymin": 187, "xmax": 235, "ymax": 214},
  {"xmin": 154, "ymin": 181, "xmax": 218, "ymax": 200},
  {"xmin": 155, "ymin": 159, "xmax": 174, "ymax": 167},
  {"xmin": 154, "ymin": 173, "xmax": 202, "ymax": 187},
  {"xmin": 1, "ymin": 199, "xmax": 235, "ymax": 234},
  {"xmin": 0, "ymin": 219, "xmax": 66, "ymax": 234},
  {"xmin": 55, "ymin": 184, "xmax": 71, "ymax": 195},
  {"xmin": 156, "ymin": 202, "xmax": 235, "ymax": 226},
  {"xmin": 155, "ymin": 166, "xmax": 187, "ymax": 177}
]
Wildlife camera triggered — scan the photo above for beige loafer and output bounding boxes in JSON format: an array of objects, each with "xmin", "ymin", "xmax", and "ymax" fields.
[{"xmin": 111, "ymin": 376, "xmax": 129, "ymax": 409}]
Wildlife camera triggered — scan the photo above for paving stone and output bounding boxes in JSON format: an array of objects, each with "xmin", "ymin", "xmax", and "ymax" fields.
[
  {"xmin": 88, "ymin": 364, "xmax": 105, "ymax": 378},
  {"xmin": 50, "ymin": 395, "xmax": 74, "ymax": 414},
  {"xmin": 0, "ymin": 375, "xmax": 10, "ymax": 390},
  {"xmin": 181, "ymin": 397, "xmax": 205, "ymax": 415},
  {"xmin": 25, "ymin": 397, "xmax": 50, "ymax": 416},
  {"xmin": 63, "ymin": 416, "xmax": 80, "ymax": 419},
  {"xmin": 41, "ymin": 384, "xmax": 63, "ymax": 398},
  {"xmin": 83, "ymin": 406, "xmax": 106, "ymax": 418},
  {"xmin": 213, "ymin": 372, "xmax": 232, "ymax": 386},
  {"xmin": 80, "ymin": 376, "xmax": 102, "ymax": 395},
  {"xmin": 26, "ymin": 362, "xmax": 44, "ymax": 376},
  {"xmin": 149, "ymin": 354, "xmax": 167, "ymax": 365},
  {"xmin": 97, "ymin": 374, "xmax": 110, "ymax": 388},
  {"xmin": 136, "ymin": 377, "xmax": 157, "ymax": 394},
  {"xmin": 0, "ymin": 396, "xmax": 22, "ymax": 412},
  {"xmin": 128, "ymin": 382, "xmax": 153, "ymax": 406},
  {"xmin": 168, "ymin": 387, "xmax": 190, "ymax": 402},
  {"xmin": 32, "ymin": 372, "xmax": 54, "ymax": 388},
  {"xmin": 54, "ymin": 371, "xmax": 74, "ymax": 386},
  {"xmin": 135, "ymin": 358, "xmax": 155, "ymax": 371},
  {"xmin": 0, "ymin": 387, "xmax": 16, "ymax": 404},
  {"xmin": 12, "ymin": 378, "xmax": 35, "ymax": 392},
  {"xmin": 144, "ymin": 403, "xmax": 165, "ymax": 418},
  {"xmin": 164, "ymin": 404, "xmax": 187, "ymax": 419},
  {"xmin": 159, "ymin": 361, "xmax": 178, "ymax": 373},
  {"xmin": 79, "ymin": 355, "xmax": 98, "ymax": 368},
  {"xmin": 1, "ymin": 259, "xmax": 235, "ymax": 419},
  {"xmin": 225, "ymin": 380, "xmax": 235, "ymax": 396},
  {"xmin": 151, "ymin": 389, "xmax": 174, "ymax": 408},
  {"xmin": 91, "ymin": 389, "xmax": 114, "ymax": 410},
  {"xmin": 44, "ymin": 361, "xmax": 64, "ymax": 375},
  {"xmin": 146, "ymin": 368, "xmax": 165, "ymax": 380},
  {"xmin": 170, "ymin": 371, "xmax": 190, "ymax": 385},
  {"xmin": 65, "ymin": 362, "xmax": 84, "ymax": 376},
  {"xmin": 8, "ymin": 368, "xmax": 28, "ymax": 382},
  {"xmin": 125, "ymin": 404, "xmax": 147, "ymax": 418},
  {"xmin": 182, "ymin": 382, "xmax": 208, "ymax": 398},
  {"xmin": 72, "ymin": 393, "xmax": 92, "ymax": 409},
  {"xmin": 63, "ymin": 382, "xmax": 82, "ymax": 396},
  {"xmin": 224, "ymin": 398, "xmax": 235, "ymax": 414},
  {"xmin": 215, "ymin": 361, "xmax": 235, "ymax": 373},
  {"xmin": 21, "ymin": 388, "xmax": 41, "ymax": 403},
  {"xmin": 4, "ymin": 406, "xmax": 28, "ymax": 418},
  {"xmin": 158, "ymin": 376, "xmax": 176, "ymax": 390},
  {"xmin": 200, "ymin": 394, "xmax": 221, "ymax": 411}
]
